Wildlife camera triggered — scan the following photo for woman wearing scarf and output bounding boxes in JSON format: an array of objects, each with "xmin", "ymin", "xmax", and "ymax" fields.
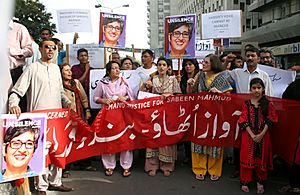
[
  {"xmin": 93, "ymin": 61, "xmax": 134, "ymax": 177},
  {"xmin": 187, "ymin": 54, "xmax": 232, "ymax": 181},
  {"xmin": 60, "ymin": 63, "xmax": 93, "ymax": 178},
  {"xmin": 141, "ymin": 57, "xmax": 182, "ymax": 177}
]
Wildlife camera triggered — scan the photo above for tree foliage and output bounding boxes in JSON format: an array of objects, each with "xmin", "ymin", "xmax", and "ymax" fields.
[{"xmin": 14, "ymin": 0, "xmax": 56, "ymax": 42}]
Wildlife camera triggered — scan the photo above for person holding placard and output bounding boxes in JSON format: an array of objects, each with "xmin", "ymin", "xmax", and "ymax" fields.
[
  {"xmin": 93, "ymin": 61, "xmax": 134, "ymax": 177},
  {"xmin": 8, "ymin": 38, "xmax": 73, "ymax": 194},
  {"xmin": 60, "ymin": 63, "xmax": 94, "ymax": 178},
  {"xmin": 187, "ymin": 54, "xmax": 232, "ymax": 181},
  {"xmin": 142, "ymin": 57, "xmax": 181, "ymax": 177}
]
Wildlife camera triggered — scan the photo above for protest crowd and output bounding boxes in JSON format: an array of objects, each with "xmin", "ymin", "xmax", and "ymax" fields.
[{"xmin": 1, "ymin": 6, "xmax": 300, "ymax": 195}]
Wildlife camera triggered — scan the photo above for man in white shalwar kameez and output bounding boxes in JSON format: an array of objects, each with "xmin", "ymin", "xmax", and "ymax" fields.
[{"xmin": 8, "ymin": 39, "xmax": 73, "ymax": 195}]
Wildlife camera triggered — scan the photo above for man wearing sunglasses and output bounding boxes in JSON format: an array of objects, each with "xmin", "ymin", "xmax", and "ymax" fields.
[
  {"xmin": 8, "ymin": 39, "xmax": 73, "ymax": 195},
  {"xmin": 166, "ymin": 20, "xmax": 193, "ymax": 59},
  {"xmin": 100, "ymin": 16, "xmax": 124, "ymax": 48}
]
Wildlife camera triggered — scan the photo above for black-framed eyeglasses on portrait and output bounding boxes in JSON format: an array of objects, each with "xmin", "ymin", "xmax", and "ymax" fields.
[
  {"xmin": 105, "ymin": 25, "xmax": 121, "ymax": 32},
  {"xmin": 7, "ymin": 140, "xmax": 35, "ymax": 149},
  {"xmin": 171, "ymin": 31, "xmax": 190, "ymax": 38}
]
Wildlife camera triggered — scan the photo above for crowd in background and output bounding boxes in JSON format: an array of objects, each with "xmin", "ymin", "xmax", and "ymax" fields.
[{"xmin": 3, "ymin": 18, "xmax": 300, "ymax": 195}]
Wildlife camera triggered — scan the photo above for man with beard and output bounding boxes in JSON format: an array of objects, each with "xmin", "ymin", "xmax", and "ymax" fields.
[
  {"xmin": 38, "ymin": 28, "xmax": 59, "ymax": 65},
  {"xmin": 229, "ymin": 46, "xmax": 273, "ymax": 179},
  {"xmin": 9, "ymin": 39, "xmax": 73, "ymax": 195},
  {"xmin": 259, "ymin": 49, "xmax": 275, "ymax": 67}
]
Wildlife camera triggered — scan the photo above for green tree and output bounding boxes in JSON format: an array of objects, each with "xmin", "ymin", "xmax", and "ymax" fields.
[{"xmin": 14, "ymin": 0, "xmax": 56, "ymax": 42}]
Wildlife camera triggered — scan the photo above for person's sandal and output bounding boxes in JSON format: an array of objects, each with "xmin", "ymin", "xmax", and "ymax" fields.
[
  {"xmin": 163, "ymin": 170, "xmax": 171, "ymax": 177},
  {"xmin": 195, "ymin": 174, "xmax": 205, "ymax": 181},
  {"xmin": 241, "ymin": 185, "xmax": 249, "ymax": 193},
  {"xmin": 148, "ymin": 170, "xmax": 156, "ymax": 177},
  {"xmin": 210, "ymin": 175, "xmax": 219, "ymax": 181},
  {"xmin": 105, "ymin": 169, "xmax": 114, "ymax": 176},
  {"xmin": 257, "ymin": 182, "xmax": 264, "ymax": 194},
  {"xmin": 123, "ymin": 169, "xmax": 131, "ymax": 177}
]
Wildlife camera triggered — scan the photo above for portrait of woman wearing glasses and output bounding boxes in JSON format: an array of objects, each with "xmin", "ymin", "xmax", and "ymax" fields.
[
  {"xmin": 1, "ymin": 119, "xmax": 40, "ymax": 181},
  {"xmin": 100, "ymin": 15, "xmax": 125, "ymax": 48},
  {"xmin": 165, "ymin": 18, "xmax": 194, "ymax": 59}
]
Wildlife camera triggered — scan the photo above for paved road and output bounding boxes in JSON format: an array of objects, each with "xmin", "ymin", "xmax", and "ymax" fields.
[{"xmin": 44, "ymin": 151, "xmax": 291, "ymax": 195}]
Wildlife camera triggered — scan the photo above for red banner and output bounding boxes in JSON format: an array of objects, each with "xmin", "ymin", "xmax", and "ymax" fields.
[
  {"xmin": 32, "ymin": 109, "xmax": 71, "ymax": 168},
  {"xmin": 34, "ymin": 93, "xmax": 300, "ymax": 167}
]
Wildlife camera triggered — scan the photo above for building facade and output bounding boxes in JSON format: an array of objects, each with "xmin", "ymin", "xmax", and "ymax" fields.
[
  {"xmin": 147, "ymin": 0, "xmax": 179, "ymax": 56},
  {"xmin": 242, "ymin": 0, "xmax": 300, "ymax": 68},
  {"xmin": 175, "ymin": 0, "xmax": 261, "ymax": 54}
]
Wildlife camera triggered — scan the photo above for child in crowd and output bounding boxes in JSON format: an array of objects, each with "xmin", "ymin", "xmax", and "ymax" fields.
[{"xmin": 238, "ymin": 78, "xmax": 278, "ymax": 194}]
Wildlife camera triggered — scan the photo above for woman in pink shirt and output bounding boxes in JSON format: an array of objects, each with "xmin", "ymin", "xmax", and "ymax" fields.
[{"xmin": 93, "ymin": 61, "xmax": 134, "ymax": 177}]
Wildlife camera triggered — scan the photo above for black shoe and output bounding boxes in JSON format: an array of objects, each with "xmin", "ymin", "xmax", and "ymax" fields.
[{"xmin": 48, "ymin": 185, "xmax": 74, "ymax": 192}]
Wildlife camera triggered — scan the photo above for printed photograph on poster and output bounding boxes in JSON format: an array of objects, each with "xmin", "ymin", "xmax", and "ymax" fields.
[
  {"xmin": 0, "ymin": 113, "xmax": 47, "ymax": 183},
  {"xmin": 99, "ymin": 12, "xmax": 126, "ymax": 48},
  {"xmin": 165, "ymin": 14, "xmax": 196, "ymax": 59}
]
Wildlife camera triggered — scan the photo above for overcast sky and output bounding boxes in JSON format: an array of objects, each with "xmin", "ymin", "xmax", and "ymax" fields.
[{"xmin": 40, "ymin": 0, "xmax": 148, "ymax": 49}]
